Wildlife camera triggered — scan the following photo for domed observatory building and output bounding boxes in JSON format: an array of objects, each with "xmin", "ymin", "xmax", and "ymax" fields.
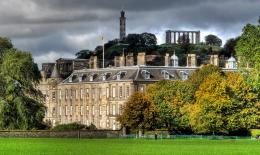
[
  {"xmin": 171, "ymin": 53, "xmax": 179, "ymax": 67},
  {"xmin": 227, "ymin": 56, "xmax": 237, "ymax": 69}
]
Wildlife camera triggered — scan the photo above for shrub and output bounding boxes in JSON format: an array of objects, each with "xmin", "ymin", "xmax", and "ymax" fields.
[
  {"xmin": 52, "ymin": 123, "xmax": 96, "ymax": 131},
  {"xmin": 250, "ymin": 129, "xmax": 260, "ymax": 137}
]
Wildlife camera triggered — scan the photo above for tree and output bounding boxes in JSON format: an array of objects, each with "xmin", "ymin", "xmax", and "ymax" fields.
[
  {"xmin": 147, "ymin": 80, "xmax": 191, "ymax": 132},
  {"xmin": 141, "ymin": 32, "xmax": 157, "ymax": 46},
  {"xmin": 187, "ymin": 64, "xmax": 222, "ymax": 98},
  {"xmin": 189, "ymin": 72, "xmax": 260, "ymax": 134},
  {"xmin": 75, "ymin": 49, "xmax": 93, "ymax": 59},
  {"xmin": 205, "ymin": 34, "xmax": 222, "ymax": 46},
  {"xmin": 235, "ymin": 18, "xmax": 260, "ymax": 91},
  {"xmin": 117, "ymin": 92, "xmax": 159, "ymax": 131},
  {"xmin": 222, "ymin": 37, "xmax": 240, "ymax": 57},
  {"xmin": 0, "ymin": 49, "xmax": 45, "ymax": 130},
  {"xmin": 0, "ymin": 37, "xmax": 13, "ymax": 62}
]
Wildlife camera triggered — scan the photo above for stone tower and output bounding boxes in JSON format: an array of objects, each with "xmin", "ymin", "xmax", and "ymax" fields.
[{"xmin": 120, "ymin": 10, "xmax": 126, "ymax": 40}]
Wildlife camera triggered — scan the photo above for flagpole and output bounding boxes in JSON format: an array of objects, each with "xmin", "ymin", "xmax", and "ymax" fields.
[{"xmin": 102, "ymin": 35, "xmax": 105, "ymax": 68}]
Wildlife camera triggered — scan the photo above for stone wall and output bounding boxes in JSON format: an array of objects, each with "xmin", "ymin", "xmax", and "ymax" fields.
[{"xmin": 0, "ymin": 130, "xmax": 121, "ymax": 138}]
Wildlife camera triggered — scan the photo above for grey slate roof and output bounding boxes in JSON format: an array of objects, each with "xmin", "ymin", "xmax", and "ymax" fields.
[{"xmin": 62, "ymin": 66, "xmax": 201, "ymax": 84}]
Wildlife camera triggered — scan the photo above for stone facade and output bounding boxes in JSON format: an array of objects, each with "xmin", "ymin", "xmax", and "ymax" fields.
[{"xmin": 39, "ymin": 53, "xmax": 237, "ymax": 130}]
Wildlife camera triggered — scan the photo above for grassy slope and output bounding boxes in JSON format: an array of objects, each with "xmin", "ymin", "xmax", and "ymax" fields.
[{"xmin": 0, "ymin": 138, "xmax": 259, "ymax": 155}]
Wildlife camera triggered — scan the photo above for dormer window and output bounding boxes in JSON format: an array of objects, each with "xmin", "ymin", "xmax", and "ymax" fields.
[
  {"xmin": 102, "ymin": 73, "xmax": 111, "ymax": 81},
  {"xmin": 116, "ymin": 74, "xmax": 121, "ymax": 80},
  {"xmin": 69, "ymin": 75, "xmax": 77, "ymax": 83},
  {"xmin": 78, "ymin": 74, "xmax": 83, "ymax": 82},
  {"xmin": 141, "ymin": 70, "xmax": 150, "ymax": 80},
  {"xmin": 89, "ymin": 75, "xmax": 93, "ymax": 82},
  {"xmin": 161, "ymin": 70, "xmax": 172, "ymax": 80},
  {"xmin": 89, "ymin": 74, "xmax": 97, "ymax": 82},
  {"xmin": 180, "ymin": 71, "xmax": 188, "ymax": 80},
  {"xmin": 102, "ymin": 75, "xmax": 106, "ymax": 81},
  {"xmin": 116, "ymin": 71, "xmax": 126, "ymax": 80}
]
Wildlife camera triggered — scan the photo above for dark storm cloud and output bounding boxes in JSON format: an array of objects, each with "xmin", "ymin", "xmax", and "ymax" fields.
[{"xmin": 0, "ymin": 0, "xmax": 259, "ymax": 66}]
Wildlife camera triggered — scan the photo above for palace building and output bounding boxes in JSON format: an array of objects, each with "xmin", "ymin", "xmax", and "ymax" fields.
[
  {"xmin": 38, "ymin": 10, "xmax": 238, "ymax": 129},
  {"xmin": 39, "ymin": 52, "xmax": 237, "ymax": 130}
]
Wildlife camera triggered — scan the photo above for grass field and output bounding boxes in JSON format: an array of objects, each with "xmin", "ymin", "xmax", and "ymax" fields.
[{"xmin": 0, "ymin": 138, "xmax": 259, "ymax": 155}]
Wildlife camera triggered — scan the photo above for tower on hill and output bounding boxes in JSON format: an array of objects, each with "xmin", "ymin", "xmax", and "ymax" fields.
[{"xmin": 119, "ymin": 10, "xmax": 126, "ymax": 40}]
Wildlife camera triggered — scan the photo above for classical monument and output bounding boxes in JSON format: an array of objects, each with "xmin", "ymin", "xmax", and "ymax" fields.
[
  {"xmin": 165, "ymin": 30, "xmax": 201, "ymax": 44},
  {"xmin": 38, "ymin": 11, "xmax": 237, "ymax": 130}
]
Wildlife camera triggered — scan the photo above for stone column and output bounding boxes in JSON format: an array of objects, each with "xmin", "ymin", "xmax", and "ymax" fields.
[
  {"xmin": 191, "ymin": 32, "xmax": 194, "ymax": 44},
  {"xmin": 166, "ymin": 30, "xmax": 171, "ymax": 44},
  {"xmin": 173, "ymin": 32, "xmax": 176, "ymax": 44},
  {"xmin": 178, "ymin": 32, "xmax": 180, "ymax": 43},
  {"xmin": 198, "ymin": 31, "xmax": 200, "ymax": 44}
]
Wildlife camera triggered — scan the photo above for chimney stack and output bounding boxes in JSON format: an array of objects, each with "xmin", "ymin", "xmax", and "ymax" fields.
[
  {"xmin": 164, "ymin": 53, "xmax": 170, "ymax": 66},
  {"xmin": 209, "ymin": 55, "xmax": 219, "ymax": 66},
  {"xmin": 137, "ymin": 52, "xmax": 146, "ymax": 66},
  {"xmin": 187, "ymin": 54, "xmax": 197, "ymax": 67}
]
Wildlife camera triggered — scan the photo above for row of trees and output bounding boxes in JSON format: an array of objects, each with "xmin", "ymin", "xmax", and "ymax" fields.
[
  {"xmin": 118, "ymin": 18, "xmax": 260, "ymax": 135},
  {"xmin": 118, "ymin": 65, "xmax": 260, "ymax": 135},
  {"xmin": 0, "ymin": 37, "xmax": 45, "ymax": 130}
]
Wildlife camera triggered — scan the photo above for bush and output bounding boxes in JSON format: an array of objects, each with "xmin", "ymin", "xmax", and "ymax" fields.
[
  {"xmin": 52, "ymin": 123, "xmax": 96, "ymax": 131},
  {"xmin": 250, "ymin": 129, "xmax": 260, "ymax": 137}
]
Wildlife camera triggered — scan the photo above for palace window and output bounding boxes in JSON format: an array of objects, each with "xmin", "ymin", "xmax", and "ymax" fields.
[
  {"xmin": 92, "ymin": 88, "xmax": 95, "ymax": 99},
  {"xmin": 65, "ymin": 89, "xmax": 68, "ymax": 100},
  {"xmin": 99, "ymin": 88, "xmax": 102, "ymax": 99},
  {"xmin": 106, "ymin": 105, "xmax": 110, "ymax": 115},
  {"xmin": 59, "ymin": 90, "xmax": 62, "ymax": 100},
  {"xmin": 126, "ymin": 86, "xmax": 130, "ymax": 97},
  {"xmin": 119, "ymin": 104, "xmax": 123, "ymax": 115},
  {"xmin": 92, "ymin": 105, "xmax": 95, "ymax": 115},
  {"xmin": 80, "ymin": 88, "xmax": 84, "ymax": 100},
  {"xmin": 119, "ymin": 86, "xmax": 123, "ymax": 98},
  {"xmin": 70, "ymin": 106, "xmax": 73, "ymax": 115},
  {"xmin": 112, "ymin": 87, "xmax": 116, "ymax": 98},
  {"xmin": 112, "ymin": 104, "xmax": 116, "ymax": 115},
  {"xmin": 52, "ymin": 92, "xmax": 56, "ymax": 100},
  {"xmin": 106, "ymin": 87, "xmax": 109, "ymax": 98},
  {"xmin": 80, "ymin": 106, "xmax": 83, "ymax": 115},
  {"xmin": 65, "ymin": 106, "xmax": 68, "ymax": 116},
  {"xmin": 86, "ymin": 88, "xmax": 89, "ymax": 98},
  {"xmin": 75, "ymin": 90, "xmax": 78, "ymax": 100},
  {"xmin": 99, "ymin": 105, "xmax": 102, "ymax": 116},
  {"xmin": 76, "ymin": 106, "xmax": 78, "ymax": 115},
  {"xmin": 70, "ymin": 89, "xmax": 73, "ymax": 99}
]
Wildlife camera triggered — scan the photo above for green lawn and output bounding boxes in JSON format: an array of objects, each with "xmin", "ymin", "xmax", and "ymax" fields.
[{"xmin": 0, "ymin": 138, "xmax": 259, "ymax": 155}]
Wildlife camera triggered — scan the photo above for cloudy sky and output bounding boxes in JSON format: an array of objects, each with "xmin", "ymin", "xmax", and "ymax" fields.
[{"xmin": 0, "ymin": 0, "xmax": 259, "ymax": 66}]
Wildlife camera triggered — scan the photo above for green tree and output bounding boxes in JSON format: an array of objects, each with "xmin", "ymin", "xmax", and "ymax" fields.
[
  {"xmin": 0, "ymin": 37, "xmax": 13, "ymax": 62},
  {"xmin": 205, "ymin": 34, "xmax": 222, "ymax": 46},
  {"xmin": 222, "ymin": 37, "xmax": 240, "ymax": 57},
  {"xmin": 0, "ymin": 49, "xmax": 45, "ymax": 130},
  {"xmin": 75, "ymin": 49, "xmax": 93, "ymax": 59},
  {"xmin": 147, "ymin": 80, "xmax": 191, "ymax": 132},
  {"xmin": 235, "ymin": 18, "xmax": 260, "ymax": 91}
]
